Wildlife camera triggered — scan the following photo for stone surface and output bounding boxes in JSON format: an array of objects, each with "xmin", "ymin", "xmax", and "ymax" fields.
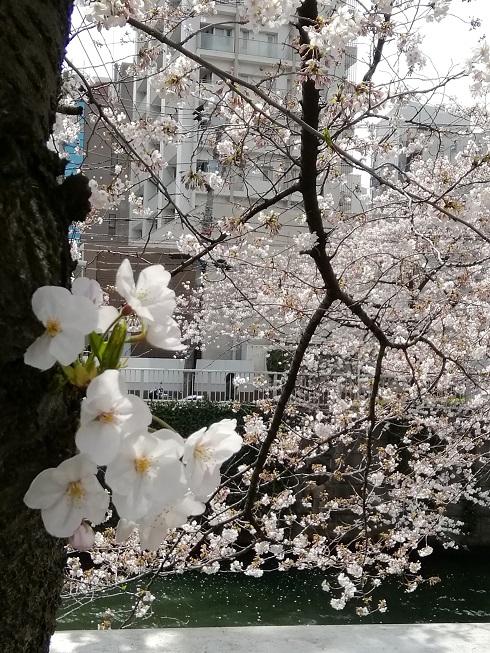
[{"xmin": 51, "ymin": 624, "xmax": 490, "ymax": 652}]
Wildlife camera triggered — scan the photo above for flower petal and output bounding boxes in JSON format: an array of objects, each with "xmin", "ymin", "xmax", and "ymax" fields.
[
  {"xmin": 49, "ymin": 330, "xmax": 85, "ymax": 366},
  {"xmin": 96, "ymin": 305, "xmax": 120, "ymax": 333},
  {"xmin": 124, "ymin": 395, "xmax": 152, "ymax": 433},
  {"xmin": 137, "ymin": 265, "xmax": 171, "ymax": 296},
  {"xmin": 24, "ymin": 468, "xmax": 65, "ymax": 510},
  {"xmin": 24, "ymin": 333, "xmax": 56, "ymax": 370},
  {"xmin": 83, "ymin": 484, "xmax": 110, "ymax": 526},
  {"xmin": 61, "ymin": 296, "xmax": 98, "ymax": 334},
  {"xmin": 75, "ymin": 422, "xmax": 122, "ymax": 466},
  {"xmin": 116, "ymin": 518, "xmax": 137, "ymax": 543},
  {"xmin": 55, "ymin": 454, "xmax": 97, "ymax": 483},
  {"xmin": 112, "ymin": 488, "xmax": 153, "ymax": 521},
  {"xmin": 41, "ymin": 495, "xmax": 83, "ymax": 537},
  {"xmin": 139, "ymin": 519, "xmax": 169, "ymax": 551},
  {"xmin": 188, "ymin": 466, "xmax": 221, "ymax": 500},
  {"xmin": 145, "ymin": 318, "xmax": 185, "ymax": 351},
  {"xmin": 72, "ymin": 277, "xmax": 103, "ymax": 307},
  {"xmin": 31, "ymin": 286, "xmax": 72, "ymax": 324},
  {"xmin": 153, "ymin": 428, "xmax": 185, "ymax": 456},
  {"xmin": 115, "ymin": 258, "xmax": 135, "ymax": 304},
  {"xmin": 85, "ymin": 369, "xmax": 124, "ymax": 403}
]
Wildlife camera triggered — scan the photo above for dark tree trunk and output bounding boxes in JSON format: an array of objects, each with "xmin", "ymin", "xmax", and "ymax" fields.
[{"xmin": 0, "ymin": 2, "xmax": 90, "ymax": 651}]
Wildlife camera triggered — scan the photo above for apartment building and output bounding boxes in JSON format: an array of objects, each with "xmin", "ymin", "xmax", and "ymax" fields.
[
  {"xmin": 70, "ymin": 73, "xmax": 197, "ymax": 359},
  {"xmin": 127, "ymin": 0, "xmax": 360, "ymax": 247},
  {"xmin": 370, "ymin": 102, "xmax": 473, "ymax": 194},
  {"xmin": 115, "ymin": 1, "xmax": 361, "ymax": 366},
  {"xmin": 74, "ymin": 2, "xmax": 361, "ymax": 369}
]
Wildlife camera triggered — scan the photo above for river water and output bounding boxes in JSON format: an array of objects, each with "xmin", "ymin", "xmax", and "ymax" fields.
[{"xmin": 57, "ymin": 550, "xmax": 490, "ymax": 630}]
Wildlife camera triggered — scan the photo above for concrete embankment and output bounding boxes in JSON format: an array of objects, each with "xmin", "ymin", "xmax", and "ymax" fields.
[{"xmin": 51, "ymin": 623, "xmax": 490, "ymax": 652}]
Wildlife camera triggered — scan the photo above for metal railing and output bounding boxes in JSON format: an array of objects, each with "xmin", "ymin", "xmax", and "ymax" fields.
[
  {"xmin": 121, "ymin": 368, "xmax": 287, "ymax": 402},
  {"xmin": 120, "ymin": 367, "xmax": 481, "ymax": 407},
  {"xmin": 120, "ymin": 368, "xmax": 376, "ymax": 405}
]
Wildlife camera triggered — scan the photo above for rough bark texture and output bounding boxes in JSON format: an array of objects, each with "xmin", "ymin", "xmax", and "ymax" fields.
[{"xmin": 0, "ymin": 2, "xmax": 88, "ymax": 651}]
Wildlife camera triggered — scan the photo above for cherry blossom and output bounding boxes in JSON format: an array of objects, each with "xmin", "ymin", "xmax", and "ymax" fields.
[
  {"xmin": 243, "ymin": 0, "xmax": 301, "ymax": 28},
  {"xmin": 24, "ymin": 286, "xmax": 98, "ymax": 370},
  {"xmin": 117, "ymin": 494, "xmax": 205, "ymax": 551},
  {"xmin": 24, "ymin": 454, "xmax": 109, "ymax": 537},
  {"xmin": 106, "ymin": 430, "xmax": 187, "ymax": 520},
  {"xmin": 145, "ymin": 316, "xmax": 186, "ymax": 350},
  {"xmin": 26, "ymin": 0, "xmax": 490, "ymax": 621},
  {"xmin": 183, "ymin": 419, "xmax": 242, "ymax": 498},
  {"xmin": 88, "ymin": 179, "xmax": 111, "ymax": 210},
  {"xmin": 115, "ymin": 258, "xmax": 176, "ymax": 323},
  {"xmin": 72, "ymin": 277, "xmax": 119, "ymax": 333},
  {"xmin": 76, "ymin": 369, "xmax": 152, "ymax": 465}
]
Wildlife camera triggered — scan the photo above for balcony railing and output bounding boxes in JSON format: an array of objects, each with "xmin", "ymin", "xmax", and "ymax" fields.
[
  {"xmin": 238, "ymin": 38, "xmax": 282, "ymax": 60},
  {"xmin": 199, "ymin": 33, "xmax": 234, "ymax": 53},
  {"xmin": 198, "ymin": 34, "xmax": 285, "ymax": 60}
]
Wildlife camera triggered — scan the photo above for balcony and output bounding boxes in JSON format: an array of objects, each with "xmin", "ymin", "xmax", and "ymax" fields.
[
  {"xmin": 238, "ymin": 38, "xmax": 283, "ymax": 60},
  {"xmin": 199, "ymin": 33, "xmax": 234, "ymax": 53}
]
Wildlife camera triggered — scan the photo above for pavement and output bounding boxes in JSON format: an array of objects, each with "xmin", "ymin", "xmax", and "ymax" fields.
[{"xmin": 50, "ymin": 623, "xmax": 490, "ymax": 652}]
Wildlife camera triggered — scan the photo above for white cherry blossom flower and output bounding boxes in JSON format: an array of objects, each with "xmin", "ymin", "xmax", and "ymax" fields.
[
  {"xmin": 139, "ymin": 494, "xmax": 205, "ymax": 550},
  {"xmin": 116, "ymin": 258, "xmax": 176, "ymax": 322},
  {"xmin": 146, "ymin": 316, "xmax": 186, "ymax": 351},
  {"xmin": 183, "ymin": 419, "xmax": 242, "ymax": 498},
  {"xmin": 116, "ymin": 494, "xmax": 205, "ymax": 551},
  {"xmin": 76, "ymin": 370, "xmax": 152, "ymax": 466},
  {"xmin": 72, "ymin": 277, "xmax": 119, "ymax": 333},
  {"xmin": 24, "ymin": 286, "xmax": 98, "ymax": 370},
  {"xmin": 106, "ymin": 430, "xmax": 187, "ymax": 520},
  {"xmin": 24, "ymin": 454, "xmax": 109, "ymax": 537}
]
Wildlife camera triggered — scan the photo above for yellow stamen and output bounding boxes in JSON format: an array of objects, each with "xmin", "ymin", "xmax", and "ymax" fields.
[
  {"xmin": 46, "ymin": 318, "xmax": 62, "ymax": 337},
  {"xmin": 97, "ymin": 411, "xmax": 115, "ymax": 424},
  {"xmin": 194, "ymin": 444, "xmax": 212, "ymax": 462},
  {"xmin": 134, "ymin": 456, "xmax": 151, "ymax": 474},
  {"xmin": 67, "ymin": 481, "xmax": 85, "ymax": 502}
]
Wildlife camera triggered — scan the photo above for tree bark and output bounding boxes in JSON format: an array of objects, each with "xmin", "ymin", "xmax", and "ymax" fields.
[{"xmin": 0, "ymin": 2, "xmax": 88, "ymax": 651}]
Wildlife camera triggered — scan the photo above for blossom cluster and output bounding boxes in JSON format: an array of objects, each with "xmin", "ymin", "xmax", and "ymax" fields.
[
  {"xmin": 305, "ymin": 6, "xmax": 360, "ymax": 64},
  {"xmin": 242, "ymin": 0, "xmax": 300, "ymax": 29},
  {"xmin": 23, "ymin": 259, "xmax": 243, "ymax": 552},
  {"xmin": 62, "ymin": 0, "xmax": 490, "ymax": 620},
  {"xmin": 81, "ymin": 0, "xmax": 156, "ymax": 28}
]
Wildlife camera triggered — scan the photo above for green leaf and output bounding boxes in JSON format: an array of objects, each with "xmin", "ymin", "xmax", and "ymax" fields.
[
  {"xmin": 323, "ymin": 127, "xmax": 333, "ymax": 147},
  {"xmin": 89, "ymin": 332, "xmax": 107, "ymax": 363},
  {"xmin": 100, "ymin": 320, "xmax": 127, "ymax": 371}
]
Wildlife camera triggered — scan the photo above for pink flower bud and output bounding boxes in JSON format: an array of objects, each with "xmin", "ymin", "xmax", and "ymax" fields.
[{"xmin": 69, "ymin": 522, "xmax": 95, "ymax": 551}]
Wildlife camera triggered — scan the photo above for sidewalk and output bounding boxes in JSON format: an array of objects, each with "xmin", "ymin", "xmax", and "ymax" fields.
[{"xmin": 51, "ymin": 623, "xmax": 490, "ymax": 652}]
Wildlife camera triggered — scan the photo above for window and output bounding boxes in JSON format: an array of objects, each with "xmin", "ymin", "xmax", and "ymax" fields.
[
  {"xmin": 197, "ymin": 160, "xmax": 218, "ymax": 173},
  {"xmin": 199, "ymin": 68, "xmax": 213, "ymax": 84},
  {"xmin": 202, "ymin": 25, "xmax": 232, "ymax": 38},
  {"xmin": 107, "ymin": 214, "xmax": 117, "ymax": 236},
  {"xmin": 167, "ymin": 166, "xmax": 177, "ymax": 180}
]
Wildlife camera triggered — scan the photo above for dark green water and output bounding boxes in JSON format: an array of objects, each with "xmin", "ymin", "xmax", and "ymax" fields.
[{"xmin": 57, "ymin": 551, "xmax": 490, "ymax": 630}]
